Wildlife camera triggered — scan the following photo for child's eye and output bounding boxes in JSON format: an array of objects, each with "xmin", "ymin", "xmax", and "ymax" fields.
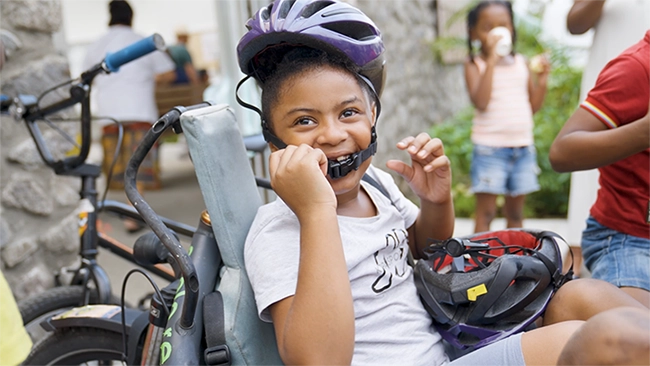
[
  {"xmin": 295, "ymin": 117, "xmax": 315, "ymax": 126},
  {"xmin": 341, "ymin": 109, "xmax": 358, "ymax": 119}
]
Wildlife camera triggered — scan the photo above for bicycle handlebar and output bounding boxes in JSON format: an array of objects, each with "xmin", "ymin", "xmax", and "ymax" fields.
[
  {"xmin": 104, "ymin": 34, "xmax": 164, "ymax": 73},
  {"xmin": 11, "ymin": 34, "xmax": 165, "ymax": 174},
  {"xmin": 124, "ymin": 102, "xmax": 212, "ymax": 329}
]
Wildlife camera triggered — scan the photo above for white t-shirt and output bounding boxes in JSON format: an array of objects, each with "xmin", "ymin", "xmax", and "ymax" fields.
[
  {"xmin": 82, "ymin": 25, "xmax": 175, "ymax": 125},
  {"xmin": 244, "ymin": 165, "xmax": 448, "ymax": 366}
]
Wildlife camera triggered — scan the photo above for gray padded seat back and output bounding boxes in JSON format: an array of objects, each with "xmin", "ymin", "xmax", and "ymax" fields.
[{"xmin": 181, "ymin": 104, "xmax": 283, "ymax": 365}]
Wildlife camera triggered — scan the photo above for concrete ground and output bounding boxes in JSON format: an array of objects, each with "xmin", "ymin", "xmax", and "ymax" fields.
[{"xmin": 92, "ymin": 140, "xmax": 572, "ymax": 305}]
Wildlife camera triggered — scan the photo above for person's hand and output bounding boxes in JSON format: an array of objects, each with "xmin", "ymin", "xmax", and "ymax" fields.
[
  {"xmin": 269, "ymin": 144, "xmax": 336, "ymax": 218},
  {"xmin": 386, "ymin": 133, "xmax": 452, "ymax": 204},
  {"xmin": 530, "ymin": 53, "xmax": 551, "ymax": 85},
  {"xmin": 484, "ymin": 31, "xmax": 503, "ymax": 62}
]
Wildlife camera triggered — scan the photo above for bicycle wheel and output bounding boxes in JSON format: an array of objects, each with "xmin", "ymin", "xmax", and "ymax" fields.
[
  {"xmin": 19, "ymin": 286, "xmax": 120, "ymax": 343},
  {"xmin": 23, "ymin": 327, "xmax": 136, "ymax": 365}
]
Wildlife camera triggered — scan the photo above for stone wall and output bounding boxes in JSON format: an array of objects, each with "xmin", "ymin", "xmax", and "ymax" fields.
[
  {"xmin": 0, "ymin": 0, "xmax": 80, "ymax": 300},
  {"xmin": 356, "ymin": 0, "xmax": 469, "ymax": 195}
]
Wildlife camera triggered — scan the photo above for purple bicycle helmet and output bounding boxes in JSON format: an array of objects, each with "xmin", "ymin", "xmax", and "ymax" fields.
[
  {"xmin": 236, "ymin": 0, "xmax": 386, "ymax": 179},
  {"xmin": 414, "ymin": 229, "xmax": 573, "ymax": 351},
  {"xmin": 237, "ymin": 0, "xmax": 385, "ymax": 96}
]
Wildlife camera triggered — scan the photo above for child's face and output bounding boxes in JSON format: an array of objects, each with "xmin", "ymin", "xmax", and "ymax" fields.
[
  {"xmin": 269, "ymin": 65, "xmax": 376, "ymax": 195},
  {"xmin": 471, "ymin": 4, "xmax": 513, "ymax": 47}
]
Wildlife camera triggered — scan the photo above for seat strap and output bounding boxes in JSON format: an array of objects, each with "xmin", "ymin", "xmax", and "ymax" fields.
[{"xmin": 203, "ymin": 291, "xmax": 231, "ymax": 366}]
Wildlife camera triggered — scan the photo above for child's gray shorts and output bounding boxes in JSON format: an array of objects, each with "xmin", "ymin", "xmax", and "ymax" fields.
[{"xmin": 447, "ymin": 333, "xmax": 525, "ymax": 366}]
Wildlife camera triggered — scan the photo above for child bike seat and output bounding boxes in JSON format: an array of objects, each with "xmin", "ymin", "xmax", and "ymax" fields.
[{"xmin": 181, "ymin": 104, "xmax": 283, "ymax": 365}]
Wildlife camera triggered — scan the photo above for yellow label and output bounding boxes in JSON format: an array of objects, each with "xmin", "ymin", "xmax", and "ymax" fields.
[
  {"xmin": 78, "ymin": 212, "xmax": 88, "ymax": 236},
  {"xmin": 65, "ymin": 133, "xmax": 82, "ymax": 157},
  {"xmin": 53, "ymin": 305, "xmax": 120, "ymax": 320},
  {"xmin": 467, "ymin": 284, "xmax": 488, "ymax": 301}
]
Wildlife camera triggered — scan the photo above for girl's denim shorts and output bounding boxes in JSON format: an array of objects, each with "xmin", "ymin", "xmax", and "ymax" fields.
[
  {"xmin": 582, "ymin": 216, "xmax": 650, "ymax": 291},
  {"xmin": 470, "ymin": 145, "xmax": 540, "ymax": 196}
]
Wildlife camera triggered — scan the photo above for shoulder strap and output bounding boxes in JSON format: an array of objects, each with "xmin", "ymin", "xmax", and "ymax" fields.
[{"xmin": 362, "ymin": 173, "xmax": 390, "ymax": 201}]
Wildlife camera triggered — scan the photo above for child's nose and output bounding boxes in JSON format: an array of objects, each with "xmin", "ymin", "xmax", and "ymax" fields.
[{"xmin": 316, "ymin": 119, "xmax": 347, "ymax": 146}]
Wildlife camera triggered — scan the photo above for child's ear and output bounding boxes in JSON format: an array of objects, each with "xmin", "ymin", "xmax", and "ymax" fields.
[{"xmin": 370, "ymin": 101, "xmax": 378, "ymax": 127}]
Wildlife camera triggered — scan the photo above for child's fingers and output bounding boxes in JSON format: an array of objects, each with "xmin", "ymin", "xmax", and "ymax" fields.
[
  {"xmin": 269, "ymin": 146, "xmax": 293, "ymax": 180},
  {"xmin": 423, "ymin": 155, "xmax": 451, "ymax": 174},
  {"xmin": 309, "ymin": 147, "xmax": 329, "ymax": 176},
  {"xmin": 386, "ymin": 159, "xmax": 411, "ymax": 180},
  {"xmin": 415, "ymin": 137, "xmax": 445, "ymax": 160},
  {"xmin": 400, "ymin": 132, "xmax": 433, "ymax": 156},
  {"xmin": 396, "ymin": 136, "xmax": 416, "ymax": 150}
]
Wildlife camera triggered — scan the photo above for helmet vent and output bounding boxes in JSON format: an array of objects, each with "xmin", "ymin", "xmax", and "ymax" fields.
[
  {"xmin": 278, "ymin": 0, "xmax": 296, "ymax": 19},
  {"xmin": 321, "ymin": 21, "xmax": 377, "ymax": 41},
  {"xmin": 301, "ymin": 1, "xmax": 335, "ymax": 18},
  {"xmin": 261, "ymin": 4, "xmax": 272, "ymax": 20}
]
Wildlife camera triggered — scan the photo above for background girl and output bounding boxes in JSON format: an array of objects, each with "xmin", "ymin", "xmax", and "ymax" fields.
[{"xmin": 464, "ymin": 0, "xmax": 550, "ymax": 233}]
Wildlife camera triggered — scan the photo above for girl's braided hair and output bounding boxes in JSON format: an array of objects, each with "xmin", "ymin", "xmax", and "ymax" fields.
[{"xmin": 466, "ymin": 1, "xmax": 516, "ymax": 61}]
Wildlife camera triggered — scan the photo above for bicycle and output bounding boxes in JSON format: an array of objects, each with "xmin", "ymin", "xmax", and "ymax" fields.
[
  {"xmin": 22, "ymin": 103, "xmax": 281, "ymax": 365},
  {"xmin": 5, "ymin": 35, "xmax": 274, "ymax": 347},
  {"xmin": 1, "ymin": 34, "xmax": 199, "ymax": 343}
]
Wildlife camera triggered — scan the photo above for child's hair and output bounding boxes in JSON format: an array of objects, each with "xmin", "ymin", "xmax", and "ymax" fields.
[
  {"xmin": 466, "ymin": 0, "xmax": 516, "ymax": 61},
  {"xmin": 259, "ymin": 46, "xmax": 375, "ymax": 128}
]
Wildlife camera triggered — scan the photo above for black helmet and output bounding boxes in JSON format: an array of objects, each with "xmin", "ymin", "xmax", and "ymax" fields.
[{"xmin": 414, "ymin": 229, "xmax": 573, "ymax": 351}]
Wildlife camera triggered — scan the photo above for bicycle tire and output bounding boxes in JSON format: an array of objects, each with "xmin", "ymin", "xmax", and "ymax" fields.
[
  {"xmin": 19, "ymin": 286, "xmax": 121, "ymax": 343},
  {"xmin": 22, "ymin": 327, "xmax": 136, "ymax": 365}
]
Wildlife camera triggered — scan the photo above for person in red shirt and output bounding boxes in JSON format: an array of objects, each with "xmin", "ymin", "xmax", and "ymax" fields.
[{"xmin": 550, "ymin": 30, "xmax": 650, "ymax": 307}]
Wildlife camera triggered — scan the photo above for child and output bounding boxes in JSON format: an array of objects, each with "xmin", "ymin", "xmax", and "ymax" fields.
[
  {"xmin": 464, "ymin": 1, "xmax": 550, "ymax": 233},
  {"xmin": 239, "ymin": 1, "xmax": 649, "ymax": 365},
  {"xmin": 549, "ymin": 30, "xmax": 650, "ymax": 307}
]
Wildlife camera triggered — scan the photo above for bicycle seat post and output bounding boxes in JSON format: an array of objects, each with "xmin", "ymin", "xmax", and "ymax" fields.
[{"xmin": 59, "ymin": 162, "xmax": 112, "ymax": 304}]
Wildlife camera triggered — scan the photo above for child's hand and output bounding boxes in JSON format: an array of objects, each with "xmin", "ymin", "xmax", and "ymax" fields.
[
  {"xmin": 269, "ymin": 144, "xmax": 336, "ymax": 217},
  {"xmin": 386, "ymin": 133, "xmax": 452, "ymax": 204},
  {"xmin": 530, "ymin": 54, "xmax": 551, "ymax": 84},
  {"xmin": 484, "ymin": 31, "xmax": 503, "ymax": 61}
]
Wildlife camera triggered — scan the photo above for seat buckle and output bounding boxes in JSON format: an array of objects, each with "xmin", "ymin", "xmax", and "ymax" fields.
[{"xmin": 204, "ymin": 344, "xmax": 231, "ymax": 366}]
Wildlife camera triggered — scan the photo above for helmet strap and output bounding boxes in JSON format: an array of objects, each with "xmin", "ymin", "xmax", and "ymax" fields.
[{"xmin": 262, "ymin": 123, "xmax": 378, "ymax": 180}]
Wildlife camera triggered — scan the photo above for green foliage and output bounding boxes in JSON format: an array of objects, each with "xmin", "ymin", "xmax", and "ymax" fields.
[{"xmin": 430, "ymin": 9, "xmax": 581, "ymax": 218}]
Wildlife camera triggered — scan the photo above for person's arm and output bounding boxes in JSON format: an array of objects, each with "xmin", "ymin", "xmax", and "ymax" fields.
[
  {"xmin": 528, "ymin": 55, "xmax": 550, "ymax": 114},
  {"xmin": 152, "ymin": 50, "xmax": 177, "ymax": 85},
  {"xmin": 184, "ymin": 62, "xmax": 200, "ymax": 84},
  {"xmin": 155, "ymin": 70, "xmax": 176, "ymax": 85},
  {"xmin": 465, "ymin": 59, "xmax": 494, "ymax": 111},
  {"xmin": 566, "ymin": 0, "xmax": 606, "ymax": 35},
  {"xmin": 464, "ymin": 32, "xmax": 502, "ymax": 111},
  {"xmin": 549, "ymin": 106, "xmax": 650, "ymax": 172},
  {"xmin": 267, "ymin": 144, "xmax": 355, "ymax": 365},
  {"xmin": 386, "ymin": 133, "xmax": 454, "ymax": 258}
]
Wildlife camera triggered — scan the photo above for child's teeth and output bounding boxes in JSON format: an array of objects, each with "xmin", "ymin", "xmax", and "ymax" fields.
[{"xmin": 336, "ymin": 155, "xmax": 350, "ymax": 161}]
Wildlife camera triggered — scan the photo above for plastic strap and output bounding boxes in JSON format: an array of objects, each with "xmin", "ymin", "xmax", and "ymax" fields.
[{"xmin": 203, "ymin": 292, "xmax": 231, "ymax": 366}]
